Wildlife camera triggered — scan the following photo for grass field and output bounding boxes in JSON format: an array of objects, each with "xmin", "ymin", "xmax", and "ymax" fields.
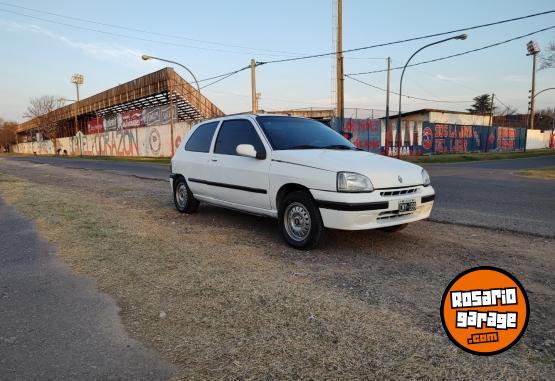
[
  {"xmin": 1, "ymin": 157, "xmax": 554, "ymax": 379},
  {"xmin": 514, "ymin": 167, "xmax": 555, "ymax": 180},
  {"xmin": 404, "ymin": 148, "xmax": 554, "ymax": 164},
  {"xmin": 3, "ymin": 148, "xmax": 553, "ymax": 165}
]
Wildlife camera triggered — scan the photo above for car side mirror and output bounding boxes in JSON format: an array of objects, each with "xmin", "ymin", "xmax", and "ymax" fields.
[{"xmin": 236, "ymin": 144, "xmax": 262, "ymax": 159}]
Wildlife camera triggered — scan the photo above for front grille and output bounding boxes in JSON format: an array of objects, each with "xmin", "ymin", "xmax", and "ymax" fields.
[
  {"xmin": 380, "ymin": 188, "xmax": 418, "ymax": 197},
  {"xmin": 377, "ymin": 210, "xmax": 414, "ymax": 220}
]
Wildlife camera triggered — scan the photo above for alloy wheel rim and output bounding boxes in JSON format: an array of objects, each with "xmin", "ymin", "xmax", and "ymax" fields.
[
  {"xmin": 176, "ymin": 183, "xmax": 187, "ymax": 208},
  {"xmin": 284, "ymin": 202, "xmax": 311, "ymax": 241}
]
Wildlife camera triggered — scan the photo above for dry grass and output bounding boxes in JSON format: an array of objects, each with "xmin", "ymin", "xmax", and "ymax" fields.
[
  {"xmin": 0, "ymin": 163, "xmax": 554, "ymax": 379},
  {"xmin": 514, "ymin": 167, "xmax": 555, "ymax": 180}
]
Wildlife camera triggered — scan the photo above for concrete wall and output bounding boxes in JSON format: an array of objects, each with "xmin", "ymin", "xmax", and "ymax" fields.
[
  {"xmin": 13, "ymin": 122, "xmax": 193, "ymax": 157},
  {"xmin": 391, "ymin": 111, "xmax": 491, "ymax": 126},
  {"xmin": 428, "ymin": 111, "xmax": 490, "ymax": 126},
  {"xmin": 526, "ymin": 129, "xmax": 554, "ymax": 149}
]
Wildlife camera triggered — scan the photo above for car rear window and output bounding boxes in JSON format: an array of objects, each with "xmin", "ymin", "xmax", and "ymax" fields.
[{"xmin": 184, "ymin": 121, "xmax": 219, "ymax": 153}]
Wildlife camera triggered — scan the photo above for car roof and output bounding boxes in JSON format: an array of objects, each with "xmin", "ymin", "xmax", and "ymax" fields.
[{"xmin": 195, "ymin": 113, "xmax": 311, "ymax": 125}]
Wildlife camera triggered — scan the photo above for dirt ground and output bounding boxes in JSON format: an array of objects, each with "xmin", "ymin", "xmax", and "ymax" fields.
[{"xmin": 0, "ymin": 158, "xmax": 554, "ymax": 380}]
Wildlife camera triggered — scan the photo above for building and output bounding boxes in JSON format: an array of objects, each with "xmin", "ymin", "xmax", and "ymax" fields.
[
  {"xmin": 383, "ymin": 108, "xmax": 491, "ymax": 126},
  {"xmin": 14, "ymin": 68, "xmax": 224, "ymax": 157}
]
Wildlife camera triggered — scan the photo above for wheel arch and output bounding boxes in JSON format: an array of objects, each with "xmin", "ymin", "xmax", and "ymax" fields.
[
  {"xmin": 275, "ymin": 183, "xmax": 313, "ymax": 211},
  {"xmin": 172, "ymin": 174, "xmax": 186, "ymax": 190}
]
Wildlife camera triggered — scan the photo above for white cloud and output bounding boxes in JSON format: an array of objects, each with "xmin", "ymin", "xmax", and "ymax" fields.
[{"xmin": 0, "ymin": 20, "xmax": 151, "ymax": 68}]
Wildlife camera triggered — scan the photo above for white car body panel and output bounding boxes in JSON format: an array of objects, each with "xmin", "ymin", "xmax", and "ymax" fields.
[{"xmin": 171, "ymin": 114, "xmax": 435, "ymax": 231}]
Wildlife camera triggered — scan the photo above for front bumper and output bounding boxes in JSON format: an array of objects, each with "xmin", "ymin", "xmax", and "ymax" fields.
[{"xmin": 310, "ymin": 185, "xmax": 435, "ymax": 230}]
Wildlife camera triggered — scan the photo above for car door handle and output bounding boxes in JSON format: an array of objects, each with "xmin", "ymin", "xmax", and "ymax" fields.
[{"xmin": 211, "ymin": 158, "xmax": 218, "ymax": 162}]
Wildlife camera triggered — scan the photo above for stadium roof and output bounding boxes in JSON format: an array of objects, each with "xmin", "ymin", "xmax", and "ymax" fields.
[{"xmin": 17, "ymin": 67, "xmax": 224, "ymax": 133}]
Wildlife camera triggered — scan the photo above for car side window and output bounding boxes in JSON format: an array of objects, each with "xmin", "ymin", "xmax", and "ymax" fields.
[
  {"xmin": 214, "ymin": 119, "xmax": 266, "ymax": 156},
  {"xmin": 184, "ymin": 122, "xmax": 219, "ymax": 153}
]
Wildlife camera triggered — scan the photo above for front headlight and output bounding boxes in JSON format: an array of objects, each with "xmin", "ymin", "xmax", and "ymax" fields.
[
  {"xmin": 337, "ymin": 172, "xmax": 374, "ymax": 192},
  {"xmin": 422, "ymin": 169, "xmax": 431, "ymax": 186}
]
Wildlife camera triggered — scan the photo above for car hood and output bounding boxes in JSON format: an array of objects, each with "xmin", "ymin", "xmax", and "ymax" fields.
[{"xmin": 271, "ymin": 149, "xmax": 424, "ymax": 189}]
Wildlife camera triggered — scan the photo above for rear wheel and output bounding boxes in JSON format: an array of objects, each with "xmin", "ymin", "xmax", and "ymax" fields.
[
  {"xmin": 377, "ymin": 223, "xmax": 408, "ymax": 233},
  {"xmin": 278, "ymin": 191, "xmax": 323, "ymax": 250},
  {"xmin": 173, "ymin": 177, "xmax": 199, "ymax": 213}
]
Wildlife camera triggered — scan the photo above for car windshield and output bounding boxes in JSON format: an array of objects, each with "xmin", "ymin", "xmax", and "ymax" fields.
[{"xmin": 256, "ymin": 116, "xmax": 356, "ymax": 151}]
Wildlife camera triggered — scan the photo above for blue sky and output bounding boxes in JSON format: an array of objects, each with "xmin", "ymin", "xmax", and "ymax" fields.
[{"xmin": 1, "ymin": 0, "xmax": 554, "ymax": 122}]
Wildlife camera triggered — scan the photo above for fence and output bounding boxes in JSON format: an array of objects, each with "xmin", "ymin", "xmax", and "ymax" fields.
[{"xmin": 332, "ymin": 118, "xmax": 528, "ymax": 155}]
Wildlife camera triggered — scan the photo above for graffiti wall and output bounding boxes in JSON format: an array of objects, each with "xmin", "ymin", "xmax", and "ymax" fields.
[
  {"xmin": 331, "ymin": 117, "xmax": 527, "ymax": 156},
  {"xmin": 421, "ymin": 123, "xmax": 526, "ymax": 154},
  {"xmin": 14, "ymin": 121, "xmax": 193, "ymax": 157},
  {"xmin": 332, "ymin": 118, "xmax": 381, "ymax": 153},
  {"xmin": 383, "ymin": 120, "xmax": 423, "ymax": 156}
]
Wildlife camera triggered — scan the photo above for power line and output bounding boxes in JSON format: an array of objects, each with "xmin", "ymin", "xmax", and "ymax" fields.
[
  {"xmin": 345, "ymin": 75, "xmax": 473, "ymax": 104},
  {"xmin": 258, "ymin": 10, "xmax": 555, "ymax": 64},
  {"xmin": 0, "ymin": 7, "xmax": 297, "ymax": 57},
  {"xmin": 199, "ymin": 66, "xmax": 251, "ymax": 89},
  {"xmin": 0, "ymin": 1, "xmax": 304, "ymax": 56},
  {"xmin": 346, "ymin": 25, "xmax": 555, "ymax": 76}
]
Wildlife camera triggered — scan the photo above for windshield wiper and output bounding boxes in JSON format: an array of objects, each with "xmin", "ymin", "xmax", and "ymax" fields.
[
  {"xmin": 321, "ymin": 144, "xmax": 356, "ymax": 150},
  {"xmin": 289, "ymin": 144, "xmax": 320, "ymax": 149}
]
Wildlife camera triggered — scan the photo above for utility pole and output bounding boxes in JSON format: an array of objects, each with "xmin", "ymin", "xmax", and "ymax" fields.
[
  {"xmin": 489, "ymin": 93, "xmax": 495, "ymax": 126},
  {"xmin": 385, "ymin": 56, "xmax": 391, "ymax": 130},
  {"xmin": 336, "ymin": 0, "xmax": 344, "ymax": 122},
  {"xmin": 251, "ymin": 59, "xmax": 258, "ymax": 113},
  {"xmin": 526, "ymin": 41, "xmax": 540, "ymax": 130},
  {"xmin": 169, "ymin": 79, "xmax": 175, "ymax": 157}
]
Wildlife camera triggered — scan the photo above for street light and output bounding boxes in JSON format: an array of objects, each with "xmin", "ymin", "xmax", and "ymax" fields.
[
  {"xmin": 141, "ymin": 54, "xmax": 200, "ymax": 94},
  {"xmin": 395, "ymin": 34, "xmax": 467, "ymax": 158},
  {"xmin": 533, "ymin": 87, "xmax": 555, "ymax": 100}
]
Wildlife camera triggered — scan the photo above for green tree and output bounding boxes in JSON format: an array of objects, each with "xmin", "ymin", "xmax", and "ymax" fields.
[{"xmin": 466, "ymin": 94, "xmax": 496, "ymax": 114}]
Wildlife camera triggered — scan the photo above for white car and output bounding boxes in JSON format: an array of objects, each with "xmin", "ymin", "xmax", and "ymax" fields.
[{"xmin": 170, "ymin": 114, "xmax": 435, "ymax": 249}]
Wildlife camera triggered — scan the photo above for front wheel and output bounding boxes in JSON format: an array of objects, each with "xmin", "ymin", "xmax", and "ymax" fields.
[
  {"xmin": 278, "ymin": 191, "xmax": 323, "ymax": 250},
  {"xmin": 173, "ymin": 177, "xmax": 199, "ymax": 213}
]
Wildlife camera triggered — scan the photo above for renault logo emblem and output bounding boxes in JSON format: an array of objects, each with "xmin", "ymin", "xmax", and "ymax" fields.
[{"xmin": 398, "ymin": 175, "xmax": 403, "ymax": 183}]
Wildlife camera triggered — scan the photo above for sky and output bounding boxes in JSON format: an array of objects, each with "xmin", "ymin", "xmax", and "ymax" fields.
[{"xmin": 1, "ymin": 0, "xmax": 554, "ymax": 122}]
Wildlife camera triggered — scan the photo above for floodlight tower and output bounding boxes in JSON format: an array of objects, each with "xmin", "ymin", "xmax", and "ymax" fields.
[
  {"xmin": 71, "ymin": 73, "xmax": 84, "ymax": 134},
  {"xmin": 71, "ymin": 73, "xmax": 84, "ymax": 157}
]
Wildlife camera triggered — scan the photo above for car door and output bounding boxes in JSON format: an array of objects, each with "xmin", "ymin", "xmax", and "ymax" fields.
[
  {"xmin": 179, "ymin": 121, "xmax": 219, "ymax": 197},
  {"xmin": 205, "ymin": 118, "xmax": 271, "ymax": 210}
]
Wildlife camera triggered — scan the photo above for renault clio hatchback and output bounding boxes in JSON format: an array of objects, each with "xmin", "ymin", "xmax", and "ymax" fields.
[{"xmin": 170, "ymin": 114, "xmax": 435, "ymax": 249}]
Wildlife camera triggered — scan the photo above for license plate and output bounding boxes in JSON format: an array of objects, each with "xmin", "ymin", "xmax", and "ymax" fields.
[{"xmin": 398, "ymin": 199, "xmax": 416, "ymax": 212}]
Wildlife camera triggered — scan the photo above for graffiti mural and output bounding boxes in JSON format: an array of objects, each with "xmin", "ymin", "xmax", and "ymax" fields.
[
  {"xmin": 421, "ymin": 123, "xmax": 526, "ymax": 154},
  {"xmin": 15, "ymin": 121, "xmax": 193, "ymax": 157},
  {"xmin": 383, "ymin": 120, "xmax": 422, "ymax": 156},
  {"xmin": 330, "ymin": 117, "xmax": 527, "ymax": 156}
]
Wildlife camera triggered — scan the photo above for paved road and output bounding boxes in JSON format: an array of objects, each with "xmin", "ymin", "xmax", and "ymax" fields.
[
  {"xmin": 5, "ymin": 155, "xmax": 170, "ymax": 181},
  {"xmin": 3, "ymin": 154, "xmax": 555, "ymax": 237},
  {"xmin": 0, "ymin": 199, "xmax": 173, "ymax": 380},
  {"xmin": 425, "ymin": 156, "xmax": 555, "ymax": 237}
]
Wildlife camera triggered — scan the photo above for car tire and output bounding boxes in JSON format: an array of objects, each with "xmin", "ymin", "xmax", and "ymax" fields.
[
  {"xmin": 278, "ymin": 191, "xmax": 323, "ymax": 250},
  {"xmin": 173, "ymin": 177, "xmax": 199, "ymax": 213},
  {"xmin": 377, "ymin": 223, "xmax": 408, "ymax": 233}
]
